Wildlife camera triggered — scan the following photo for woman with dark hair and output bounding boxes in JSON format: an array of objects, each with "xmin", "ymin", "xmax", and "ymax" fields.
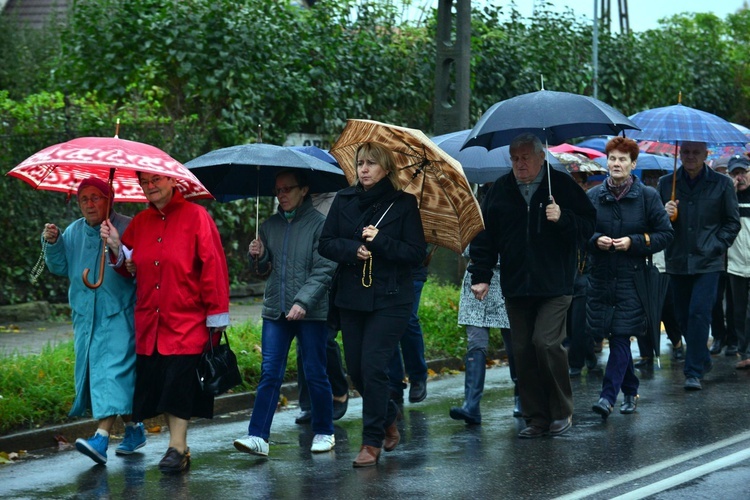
[
  {"xmin": 319, "ymin": 142, "xmax": 426, "ymax": 467},
  {"xmin": 234, "ymin": 169, "xmax": 337, "ymax": 457},
  {"xmin": 587, "ymin": 137, "xmax": 674, "ymax": 420}
]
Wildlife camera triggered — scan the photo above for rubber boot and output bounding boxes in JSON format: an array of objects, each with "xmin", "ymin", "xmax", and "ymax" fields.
[{"xmin": 449, "ymin": 350, "xmax": 486, "ymax": 425}]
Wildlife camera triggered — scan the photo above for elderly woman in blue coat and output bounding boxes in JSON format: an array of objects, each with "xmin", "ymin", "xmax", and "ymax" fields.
[
  {"xmin": 42, "ymin": 177, "xmax": 143, "ymax": 464},
  {"xmin": 587, "ymin": 137, "xmax": 674, "ymax": 419}
]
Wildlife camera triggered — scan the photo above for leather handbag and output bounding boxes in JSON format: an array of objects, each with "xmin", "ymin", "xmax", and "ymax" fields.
[{"xmin": 196, "ymin": 330, "xmax": 243, "ymax": 396}]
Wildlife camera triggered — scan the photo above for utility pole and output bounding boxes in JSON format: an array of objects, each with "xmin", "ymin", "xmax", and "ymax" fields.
[{"xmin": 433, "ymin": 0, "xmax": 471, "ymax": 135}]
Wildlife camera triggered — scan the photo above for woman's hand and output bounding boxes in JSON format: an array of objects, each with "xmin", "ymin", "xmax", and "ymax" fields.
[
  {"xmin": 471, "ymin": 283, "xmax": 489, "ymax": 301},
  {"xmin": 249, "ymin": 239, "xmax": 265, "ymax": 259},
  {"xmin": 357, "ymin": 245, "xmax": 371, "ymax": 261},
  {"xmin": 125, "ymin": 258, "xmax": 136, "ymax": 275},
  {"xmin": 286, "ymin": 304, "xmax": 306, "ymax": 321},
  {"xmin": 43, "ymin": 223, "xmax": 59, "ymax": 244},
  {"xmin": 362, "ymin": 225, "xmax": 379, "ymax": 242},
  {"xmin": 611, "ymin": 236, "xmax": 632, "ymax": 252},
  {"xmin": 100, "ymin": 219, "xmax": 121, "ymax": 257},
  {"xmin": 596, "ymin": 235, "xmax": 613, "ymax": 251}
]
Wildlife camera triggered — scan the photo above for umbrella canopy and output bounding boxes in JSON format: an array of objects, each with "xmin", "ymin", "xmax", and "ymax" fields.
[
  {"xmin": 185, "ymin": 143, "xmax": 348, "ymax": 202},
  {"xmin": 462, "ymin": 90, "xmax": 640, "ymax": 150},
  {"xmin": 575, "ymin": 137, "xmax": 609, "ymax": 153},
  {"xmin": 288, "ymin": 145, "xmax": 340, "ymax": 168},
  {"xmin": 430, "ymin": 129, "xmax": 566, "ymax": 184},
  {"xmin": 548, "ymin": 143, "xmax": 605, "ymax": 159},
  {"xmin": 7, "ymin": 136, "xmax": 213, "ymax": 202},
  {"xmin": 633, "ymin": 258, "xmax": 671, "ymax": 358},
  {"xmin": 549, "ymin": 151, "xmax": 606, "ymax": 173},
  {"xmin": 628, "ymin": 104, "xmax": 749, "ymax": 144},
  {"xmin": 329, "ymin": 119, "xmax": 484, "ymax": 254}
]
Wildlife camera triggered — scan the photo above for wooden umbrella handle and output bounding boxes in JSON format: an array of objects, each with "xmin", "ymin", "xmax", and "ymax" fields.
[{"xmin": 82, "ymin": 241, "xmax": 107, "ymax": 289}]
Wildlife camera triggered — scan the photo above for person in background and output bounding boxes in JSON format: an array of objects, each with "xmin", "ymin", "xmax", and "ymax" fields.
[
  {"xmin": 101, "ymin": 172, "xmax": 230, "ymax": 474},
  {"xmin": 451, "ymin": 244, "xmax": 518, "ymax": 424},
  {"xmin": 319, "ymin": 142, "xmax": 426, "ymax": 467},
  {"xmin": 586, "ymin": 137, "xmax": 673, "ymax": 420},
  {"xmin": 469, "ymin": 133, "xmax": 596, "ymax": 439},
  {"xmin": 294, "ymin": 191, "xmax": 350, "ymax": 426},
  {"xmin": 726, "ymin": 156, "xmax": 750, "ymax": 370},
  {"xmin": 43, "ymin": 177, "xmax": 144, "ymax": 465},
  {"xmin": 233, "ymin": 170, "xmax": 336, "ymax": 457},
  {"xmin": 658, "ymin": 141, "xmax": 740, "ymax": 391},
  {"xmin": 388, "ymin": 258, "xmax": 430, "ymax": 405}
]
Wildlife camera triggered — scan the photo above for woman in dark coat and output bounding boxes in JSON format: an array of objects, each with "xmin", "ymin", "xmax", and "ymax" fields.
[
  {"xmin": 587, "ymin": 137, "xmax": 674, "ymax": 420},
  {"xmin": 319, "ymin": 142, "xmax": 426, "ymax": 467}
]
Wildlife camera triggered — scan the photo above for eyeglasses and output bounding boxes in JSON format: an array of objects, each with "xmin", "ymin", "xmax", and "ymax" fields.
[
  {"xmin": 139, "ymin": 175, "xmax": 165, "ymax": 187},
  {"xmin": 79, "ymin": 195, "xmax": 104, "ymax": 205},
  {"xmin": 272, "ymin": 185, "xmax": 299, "ymax": 196}
]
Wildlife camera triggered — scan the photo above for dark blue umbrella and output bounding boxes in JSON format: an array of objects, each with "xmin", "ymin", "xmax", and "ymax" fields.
[
  {"xmin": 432, "ymin": 129, "xmax": 566, "ymax": 184},
  {"xmin": 185, "ymin": 143, "xmax": 348, "ymax": 202},
  {"xmin": 627, "ymin": 104, "xmax": 749, "ymax": 144},
  {"xmin": 288, "ymin": 145, "xmax": 339, "ymax": 168},
  {"xmin": 462, "ymin": 90, "xmax": 640, "ymax": 151}
]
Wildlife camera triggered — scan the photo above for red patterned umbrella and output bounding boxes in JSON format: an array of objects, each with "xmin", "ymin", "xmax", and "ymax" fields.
[
  {"xmin": 7, "ymin": 136, "xmax": 213, "ymax": 289},
  {"xmin": 7, "ymin": 136, "xmax": 213, "ymax": 202}
]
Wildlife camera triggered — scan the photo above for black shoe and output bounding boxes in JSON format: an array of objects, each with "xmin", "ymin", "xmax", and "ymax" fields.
[
  {"xmin": 294, "ymin": 410, "xmax": 312, "ymax": 425},
  {"xmin": 408, "ymin": 380, "xmax": 427, "ymax": 403},
  {"xmin": 158, "ymin": 447, "xmax": 190, "ymax": 474},
  {"xmin": 725, "ymin": 344, "xmax": 738, "ymax": 357},
  {"xmin": 709, "ymin": 339, "xmax": 723, "ymax": 355},
  {"xmin": 620, "ymin": 394, "xmax": 638, "ymax": 414},
  {"xmin": 684, "ymin": 377, "xmax": 702, "ymax": 390},
  {"xmin": 332, "ymin": 395, "xmax": 348, "ymax": 421},
  {"xmin": 585, "ymin": 355, "xmax": 600, "ymax": 372},
  {"xmin": 634, "ymin": 357, "xmax": 653, "ymax": 369},
  {"xmin": 592, "ymin": 398, "xmax": 613, "ymax": 419},
  {"xmin": 389, "ymin": 390, "xmax": 404, "ymax": 405}
]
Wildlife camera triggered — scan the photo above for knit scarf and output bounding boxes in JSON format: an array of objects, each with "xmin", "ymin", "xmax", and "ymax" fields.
[{"xmin": 606, "ymin": 174, "xmax": 634, "ymax": 201}]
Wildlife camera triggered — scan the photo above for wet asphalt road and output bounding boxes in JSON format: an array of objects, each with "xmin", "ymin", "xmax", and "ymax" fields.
[{"xmin": 2, "ymin": 339, "xmax": 750, "ymax": 499}]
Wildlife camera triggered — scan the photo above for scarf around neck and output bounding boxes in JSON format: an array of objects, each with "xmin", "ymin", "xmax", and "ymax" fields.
[{"xmin": 606, "ymin": 174, "xmax": 634, "ymax": 201}]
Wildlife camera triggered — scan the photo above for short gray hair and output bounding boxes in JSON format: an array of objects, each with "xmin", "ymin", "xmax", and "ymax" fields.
[{"xmin": 509, "ymin": 133, "xmax": 544, "ymax": 155}]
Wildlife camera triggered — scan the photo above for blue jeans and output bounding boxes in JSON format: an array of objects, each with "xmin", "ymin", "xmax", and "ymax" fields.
[
  {"xmin": 671, "ymin": 273, "xmax": 720, "ymax": 379},
  {"xmin": 388, "ymin": 280, "xmax": 428, "ymax": 391},
  {"xmin": 248, "ymin": 318, "xmax": 333, "ymax": 439}
]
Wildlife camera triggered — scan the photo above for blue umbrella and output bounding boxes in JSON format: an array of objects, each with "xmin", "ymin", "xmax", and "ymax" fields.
[
  {"xmin": 575, "ymin": 137, "xmax": 609, "ymax": 153},
  {"xmin": 432, "ymin": 129, "xmax": 566, "ymax": 184},
  {"xmin": 594, "ymin": 152, "xmax": 673, "ymax": 171},
  {"xmin": 288, "ymin": 145, "xmax": 339, "ymax": 168},
  {"xmin": 627, "ymin": 104, "xmax": 749, "ymax": 144}
]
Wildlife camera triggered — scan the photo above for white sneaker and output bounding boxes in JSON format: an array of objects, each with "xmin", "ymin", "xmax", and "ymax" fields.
[
  {"xmin": 234, "ymin": 435, "xmax": 269, "ymax": 456},
  {"xmin": 310, "ymin": 434, "xmax": 335, "ymax": 453}
]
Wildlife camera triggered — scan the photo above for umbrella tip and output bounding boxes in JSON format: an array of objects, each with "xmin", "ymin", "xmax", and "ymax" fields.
[
  {"xmin": 257, "ymin": 124, "xmax": 263, "ymax": 144},
  {"xmin": 540, "ymin": 74, "xmax": 545, "ymax": 91},
  {"xmin": 677, "ymin": 91, "xmax": 682, "ymax": 105},
  {"xmin": 114, "ymin": 118, "xmax": 120, "ymax": 139}
]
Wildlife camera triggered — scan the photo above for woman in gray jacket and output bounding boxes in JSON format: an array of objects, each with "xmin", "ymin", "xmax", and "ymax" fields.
[{"xmin": 233, "ymin": 170, "xmax": 337, "ymax": 457}]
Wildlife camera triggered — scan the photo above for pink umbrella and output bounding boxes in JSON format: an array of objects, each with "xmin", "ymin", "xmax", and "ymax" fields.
[{"xmin": 548, "ymin": 143, "xmax": 605, "ymax": 160}]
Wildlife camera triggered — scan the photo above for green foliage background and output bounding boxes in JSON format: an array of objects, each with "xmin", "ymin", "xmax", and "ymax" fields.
[{"xmin": 1, "ymin": 0, "xmax": 749, "ymax": 304}]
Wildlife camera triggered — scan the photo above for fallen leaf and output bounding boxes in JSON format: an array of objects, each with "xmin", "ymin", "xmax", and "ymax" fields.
[{"xmin": 147, "ymin": 425, "xmax": 162, "ymax": 433}]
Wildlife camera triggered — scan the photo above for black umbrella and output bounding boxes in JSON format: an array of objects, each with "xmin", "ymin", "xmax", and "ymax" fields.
[
  {"xmin": 633, "ymin": 255, "xmax": 671, "ymax": 359},
  {"xmin": 185, "ymin": 143, "xmax": 348, "ymax": 202},
  {"xmin": 462, "ymin": 89, "xmax": 640, "ymax": 151}
]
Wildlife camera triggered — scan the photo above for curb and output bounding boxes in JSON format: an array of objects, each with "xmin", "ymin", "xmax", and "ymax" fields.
[{"xmin": 0, "ymin": 356, "xmax": 466, "ymax": 455}]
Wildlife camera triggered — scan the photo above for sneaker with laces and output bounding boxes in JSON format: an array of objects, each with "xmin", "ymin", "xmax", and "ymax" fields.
[
  {"xmin": 75, "ymin": 433, "xmax": 109, "ymax": 465},
  {"xmin": 234, "ymin": 435, "xmax": 269, "ymax": 456},
  {"xmin": 310, "ymin": 434, "xmax": 335, "ymax": 453},
  {"xmin": 158, "ymin": 447, "xmax": 191, "ymax": 474},
  {"xmin": 116, "ymin": 423, "xmax": 147, "ymax": 455}
]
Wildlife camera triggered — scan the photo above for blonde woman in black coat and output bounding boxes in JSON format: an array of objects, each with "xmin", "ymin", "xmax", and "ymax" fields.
[
  {"xmin": 588, "ymin": 137, "xmax": 674, "ymax": 419},
  {"xmin": 319, "ymin": 142, "xmax": 426, "ymax": 467}
]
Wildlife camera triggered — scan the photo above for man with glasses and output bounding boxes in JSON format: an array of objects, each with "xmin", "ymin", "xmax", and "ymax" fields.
[
  {"xmin": 42, "ymin": 176, "xmax": 144, "ymax": 465},
  {"xmin": 659, "ymin": 142, "xmax": 740, "ymax": 390}
]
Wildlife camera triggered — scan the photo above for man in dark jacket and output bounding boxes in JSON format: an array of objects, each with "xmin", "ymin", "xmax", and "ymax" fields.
[
  {"xmin": 469, "ymin": 133, "xmax": 596, "ymax": 438},
  {"xmin": 658, "ymin": 141, "xmax": 740, "ymax": 391}
]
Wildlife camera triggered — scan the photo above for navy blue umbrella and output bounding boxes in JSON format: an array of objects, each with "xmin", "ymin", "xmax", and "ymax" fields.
[
  {"xmin": 462, "ymin": 90, "xmax": 640, "ymax": 151},
  {"xmin": 185, "ymin": 143, "xmax": 348, "ymax": 202}
]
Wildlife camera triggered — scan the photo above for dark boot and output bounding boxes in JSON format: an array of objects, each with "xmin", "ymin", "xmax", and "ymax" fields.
[{"xmin": 449, "ymin": 350, "xmax": 486, "ymax": 425}]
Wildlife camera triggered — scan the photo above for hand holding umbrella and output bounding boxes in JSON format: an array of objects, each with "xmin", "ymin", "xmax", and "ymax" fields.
[{"xmin": 545, "ymin": 196, "xmax": 562, "ymax": 222}]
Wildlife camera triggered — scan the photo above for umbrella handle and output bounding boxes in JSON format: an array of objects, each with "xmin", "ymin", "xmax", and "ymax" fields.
[{"xmin": 83, "ymin": 241, "xmax": 107, "ymax": 289}]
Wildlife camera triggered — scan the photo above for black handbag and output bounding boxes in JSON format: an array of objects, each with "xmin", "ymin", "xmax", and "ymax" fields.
[{"xmin": 196, "ymin": 330, "xmax": 243, "ymax": 396}]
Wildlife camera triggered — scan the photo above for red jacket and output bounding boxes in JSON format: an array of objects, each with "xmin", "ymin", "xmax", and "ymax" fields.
[{"xmin": 122, "ymin": 190, "xmax": 230, "ymax": 355}]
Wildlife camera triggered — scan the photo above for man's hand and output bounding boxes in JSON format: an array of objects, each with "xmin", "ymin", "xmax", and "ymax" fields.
[
  {"xmin": 546, "ymin": 196, "xmax": 561, "ymax": 222},
  {"xmin": 249, "ymin": 239, "xmax": 265, "ymax": 259},
  {"xmin": 471, "ymin": 283, "xmax": 489, "ymax": 301},
  {"xmin": 665, "ymin": 199, "xmax": 679, "ymax": 218}
]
